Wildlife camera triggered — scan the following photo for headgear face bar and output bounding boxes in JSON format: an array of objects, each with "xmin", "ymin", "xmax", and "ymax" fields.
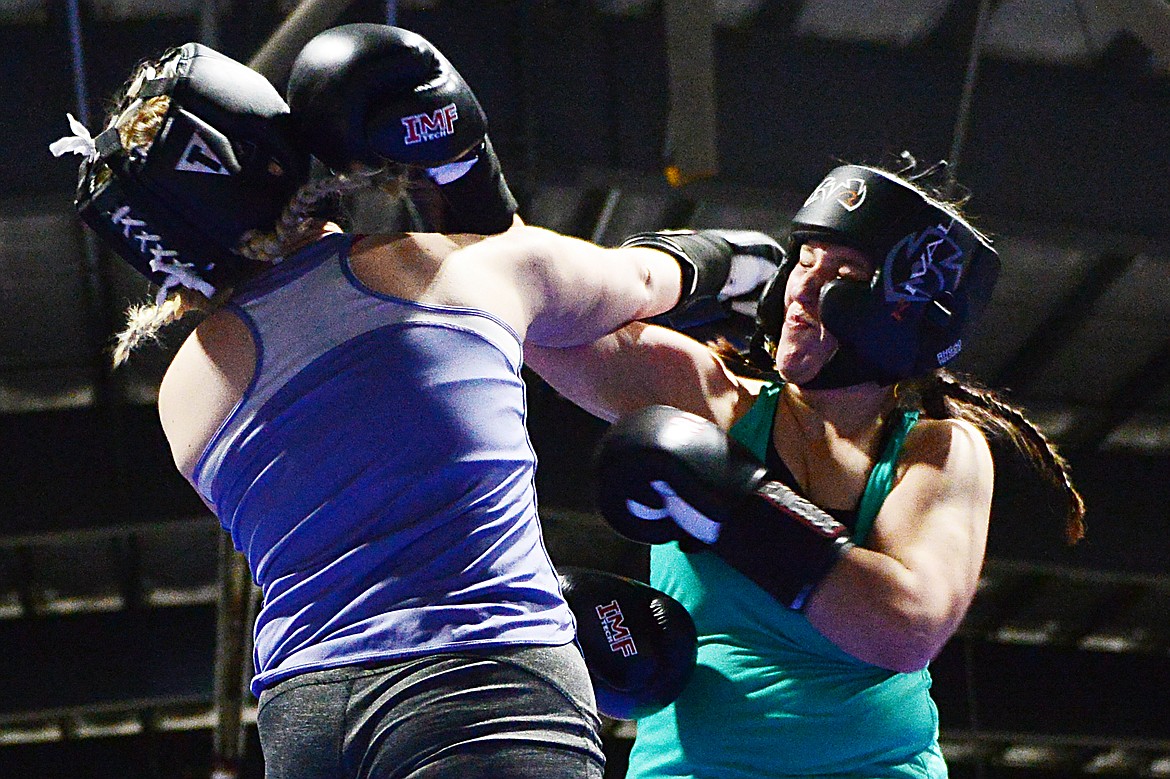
[
  {"xmin": 57, "ymin": 43, "xmax": 310, "ymax": 301},
  {"xmin": 752, "ymin": 165, "xmax": 1000, "ymax": 387}
]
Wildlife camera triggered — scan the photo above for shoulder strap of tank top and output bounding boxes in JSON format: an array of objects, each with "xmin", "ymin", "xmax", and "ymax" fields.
[
  {"xmin": 728, "ymin": 381, "xmax": 783, "ymax": 462},
  {"xmin": 853, "ymin": 408, "xmax": 921, "ymax": 545}
]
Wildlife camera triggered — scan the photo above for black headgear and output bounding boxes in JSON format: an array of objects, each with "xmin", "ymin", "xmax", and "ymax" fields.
[
  {"xmin": 57, "ymin": 43, "xmax": 310, "ymax": 301},
  {"xmin": 751, "ymin": 165, "xmax": 1000, "ymax": 388}
]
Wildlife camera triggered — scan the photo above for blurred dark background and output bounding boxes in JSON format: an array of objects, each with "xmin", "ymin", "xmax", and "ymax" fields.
[{"xmin": 2, "ymin": 0, "xmax": 1170, "ymax": 777}]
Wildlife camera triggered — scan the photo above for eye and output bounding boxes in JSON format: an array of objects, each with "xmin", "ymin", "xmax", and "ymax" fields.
[{"xmin": 837, "ymin": 253, "xmax": 875, "ymax": 282}]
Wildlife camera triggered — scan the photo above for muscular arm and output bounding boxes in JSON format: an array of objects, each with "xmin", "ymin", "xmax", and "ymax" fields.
[
  {"xmin": 475, "ymin": 225, "xmax": 686, "ymax": 344},
  {"xmin": 525, "ymin": 322, "xmax": 756, "ymax": 427},
  {"xmin": 521, "ymin": 232, "xmax": 684, "ymax": 347},
  {"xmin": 158, "ymin": 309, "xmax": 256, "ymax": 481},
  {"xmin": 448, "ymin": 223, "xmax": 683, "ymax": 344},
  {"xmin": 803, "ymin": 418, "xmax": 994, "ymax": 672}
]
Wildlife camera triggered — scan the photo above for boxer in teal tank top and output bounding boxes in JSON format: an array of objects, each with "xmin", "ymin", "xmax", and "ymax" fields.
[
  {"xmin": 627, "ymin": 383, "xmax": 947, "ymax": 779},
  {"xmin": 519, "ymin": 164, "xmax": 1079, "ymax": 779}
]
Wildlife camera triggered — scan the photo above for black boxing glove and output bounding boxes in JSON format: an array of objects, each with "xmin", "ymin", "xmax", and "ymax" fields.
[
  {"xmin": 619, "ymin": 229, "xmax": 783, "ymax": 330},
  {"xmin": 288, "ymin": 23, "xmax": 485, "ymax": 169},
  {"xmin": 559, "ymin": 566, "xmax": 697, "ymax": 720},
  {"xmin": 287, "ymin": 23, "xmax": 516, "ymax": 233},
  {"xmin": 595, "ymin": 405, "xmax": 854, "ymax": 611}
]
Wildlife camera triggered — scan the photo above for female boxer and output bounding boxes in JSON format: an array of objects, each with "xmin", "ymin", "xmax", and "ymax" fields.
[
  {"xmin": 50, "ymin": 28, "xmax": 762, "ymax": 779},
  {"xmin": 526, "ymin": 164, "xmax": 1086, "ymax": 778}
]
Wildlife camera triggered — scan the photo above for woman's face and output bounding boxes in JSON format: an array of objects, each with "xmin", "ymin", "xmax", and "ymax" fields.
[{"xmin": 773, "ymin": 240, "xmax": 875, "ymax": 385}]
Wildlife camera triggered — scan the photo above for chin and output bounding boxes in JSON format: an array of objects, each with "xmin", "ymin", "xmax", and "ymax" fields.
[
  {"xmin": 775, "ymin": 358, "xmax": 822, "ymax": 387},
  {"xmin": 779, "ymin": 371, "xmax": 816, "ymax": 388},
  {"xmin": 774, "ymin": 343, "xmax": 832, "ymax": 386}
]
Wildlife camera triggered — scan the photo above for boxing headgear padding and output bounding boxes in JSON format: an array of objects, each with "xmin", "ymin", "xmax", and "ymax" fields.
[
  {"xmin": 70, "ymin": 43, "xmax": 310, "ymax": 297},
  {"xmin": 559, "ymin": 566, "xmax": 697, "ymax": 720},
  {"xmin": 752, "ymin": 165, "xmax": 1000, "ymax": 386}
]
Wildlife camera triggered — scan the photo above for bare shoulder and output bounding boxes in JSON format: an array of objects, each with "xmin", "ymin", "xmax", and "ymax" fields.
[
  {"xmin": 898, "ymin": 416, "xmax": 994, "ymax": 485},
  {"xmin": 868, "ymin": 415, "xmax": 994, "ymax": 565},
  {"xmin": 158, "ymin": 308, "xmax": 256, "ymax": 478},
  {"xmin": 447, "ymin": 223, "xmax": 558, "ymax": 261},
  {"xmin": 166, "ymin": 307, "xmax": 256, "ymax": 384},
  {"xmin": 904, "ymin": 416, "xmax": 991, "ymax": 456},
  {"xmin": 348, "ymin": 232, "xmax": 455, "ymax": 297},
  {"xmin": 350, "ymin": 225, "xmax": 561, "ymax": 284}
]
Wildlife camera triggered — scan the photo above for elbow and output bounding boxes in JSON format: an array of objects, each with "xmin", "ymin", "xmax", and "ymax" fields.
[
  {"xmin": 622, "ymin": 245, "xmax": 682, "ymax": 320},
  {"xmin": 872, "ymin": 630, "xmax": 950, "ymax": 675},
  {"xmin": 627, "ymin": 265, "xmax": 660, "ymax": 321},
  {"xmin": 809, "ymin": 555, "xmax": 975, "ymax": 673},
  {"xmin": 641, "ymin": 266, "xmax": 666, "ymax": 320},
  {"xmin": 873, "ymin": 593, "xmax": 965, "ymax": 673},
  {"xmin": 882, "ymin": 645, "xmax": 939, "ymax": 675}
]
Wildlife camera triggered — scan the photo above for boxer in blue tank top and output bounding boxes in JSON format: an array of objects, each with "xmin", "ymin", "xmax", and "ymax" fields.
[{"xmin": 52, "ymin": 26, "xmax": 777, "ymax": 779}]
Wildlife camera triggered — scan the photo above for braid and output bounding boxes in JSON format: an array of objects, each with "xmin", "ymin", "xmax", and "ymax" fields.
[
  {"xmin": 236, "ymin": 167, "xmax": 397, "ymax": 263},
  {"xmin": 114, "ymin": 166, "xmax": 416, "ymax": 366},
  {"xmin": 915, "ymin": 370, "xmax": 1086, "ymax": 545},
  {"xmin": 111, "ymin": 286, "xmax": 228, "ymax": 367}
]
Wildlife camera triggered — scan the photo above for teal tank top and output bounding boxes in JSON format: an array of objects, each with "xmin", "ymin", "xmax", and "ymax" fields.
[{"xmin": 626, "ymin": 383, "xmax": 947, "ymax": 779}]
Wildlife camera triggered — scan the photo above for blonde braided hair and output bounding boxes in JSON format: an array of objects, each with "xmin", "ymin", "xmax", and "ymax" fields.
[
  {"xmin": 102, "ymin": 54, "xmax": 419, "ymax": 365},
  {"xmin": 110, "ymin": 154, "xmax": 410, "ymax": 365},
  {"xmin": 105, "ymin": 82, "xmax": 195, "ymax": 367},
  {"xmin": 112, "ymin": 168, "xmax": 404, "ymax": 365},
  {"xmin": 235, "ymin": 166, "xmax": 407, "ymax": 263},
  {"xmin": 112, "ymin": 287, "xmax": 227, "ymax": 366}
]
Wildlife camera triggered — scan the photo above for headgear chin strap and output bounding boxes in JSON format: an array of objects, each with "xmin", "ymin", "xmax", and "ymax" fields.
[
  {"xmin": 55, "ymin": 43, "xmax": 310, "ymax": 302},
  {"xmin": 752, "ymin": 164, "xmax": 1000, "ymax": 388}
]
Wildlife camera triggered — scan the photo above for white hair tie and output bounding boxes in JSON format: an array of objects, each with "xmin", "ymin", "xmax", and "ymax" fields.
[{"xmin": 49, "ymin": 114, "xmax": 99, "ymax": 161}]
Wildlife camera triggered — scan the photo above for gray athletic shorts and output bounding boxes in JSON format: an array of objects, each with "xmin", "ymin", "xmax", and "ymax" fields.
[{"xmin": 256, "ymin": 642, "xmax": 605, "ymax": 779}]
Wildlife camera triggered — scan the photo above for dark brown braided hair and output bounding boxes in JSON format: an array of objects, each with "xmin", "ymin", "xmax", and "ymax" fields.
[
  {"xmin": 888, "ymin": 159, "xmax": 1085, "ymax": 543},
  {"xmin": 900, "ymin": 369, "xmax": 1085, "ymax": 544}
]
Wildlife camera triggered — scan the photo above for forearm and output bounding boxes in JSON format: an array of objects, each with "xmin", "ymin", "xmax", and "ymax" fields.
[
  {"xmin": 526, "ymin": 337, "xmax": 629, "ymax": 423},
  {"xmin": 526, "ymin": 322, "xmax": 747, "ymax": 425},
  {"xmin": 524, "ymin": 241, "xmax": 683, "ymax": 347}
]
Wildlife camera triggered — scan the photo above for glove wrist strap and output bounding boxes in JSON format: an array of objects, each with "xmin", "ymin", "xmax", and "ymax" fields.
[{"xmin": 710, "ymin": 479, "xmax": 853, "ymax": 611}]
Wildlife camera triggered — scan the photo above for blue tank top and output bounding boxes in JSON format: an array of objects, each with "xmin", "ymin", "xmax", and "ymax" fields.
[
  {"xmin": 627, "ymin": 383, "xmax": 947, "ymax": 779},
  {"xmin": 190, "ymin": 233, "xmax": 575, "ymax": 695}
]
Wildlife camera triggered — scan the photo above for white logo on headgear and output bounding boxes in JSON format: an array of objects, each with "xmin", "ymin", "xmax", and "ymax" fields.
[
  {"xmin": 803, "ymin": 175, "xmax": 867, "ymax": 211},
  {"xmin": 109, "ymin": 204, "xmax": 215, "ymax": 301},
  {"xmin": 937, "ymin": 340, "xmax": 963, "ymax": 365},
  {"xmin": 884, "ymin": 219, "xmax": 966, "ymax": 304},
  {"xmin": 175, "ymin": 132, "xmax": 229, "ymax": 175}
]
